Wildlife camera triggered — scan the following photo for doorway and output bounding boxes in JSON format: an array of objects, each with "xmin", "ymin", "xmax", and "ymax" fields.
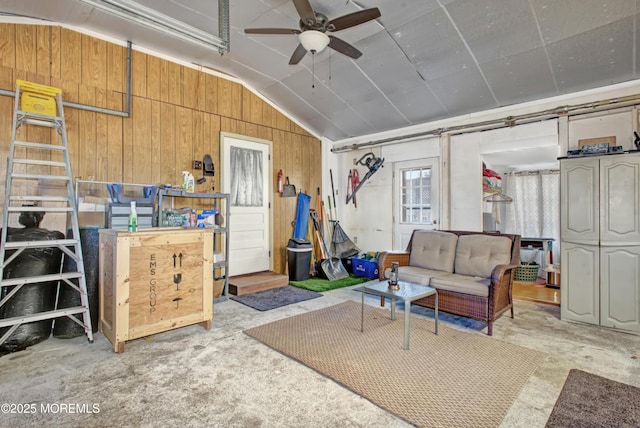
[
  {"xmin": 220, "ymin": 132, "xmax": 272, "ymax": 277},
  {"xmin": 393, "ymin": 158, "xmax": 440, "ymax": 251}
]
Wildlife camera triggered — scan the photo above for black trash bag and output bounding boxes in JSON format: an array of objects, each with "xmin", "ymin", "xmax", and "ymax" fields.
[
  {"xmin": 53, "ymin": 227, "xmax": 101, "ymax": 338},
  {"xmin": 0, "ymin": 228, "xmax": 64, "ymax": 354}
]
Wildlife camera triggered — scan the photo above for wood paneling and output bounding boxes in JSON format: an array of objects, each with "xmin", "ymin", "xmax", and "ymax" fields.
[
  {"xmin": 159, "ymin": 103, "xmax": 176, "ymax": 185},
  {"xmin": 131, "ymin": 96, "xmax": 152, "ymax": 184},
  {"xmin": 107, "ymin": 43, "xmax": 125, "ymax": 93},
  {"xmin": 146, "ymin": 55, "xmax": 162, "ymax": 101},
  {"xmin": 78, "ymin": 84, "xmax": 97, "ymax": 180},
  {"xmin": 95, "ymin": 88, "xmax": 109, "ymax": 181},
  {"xmin": 0, "ymin": 24, "xmax": 16, "ymax": 68},
  {"xmin": 0, "ymin": 23, "xmax": 321, "ymax": 275},
  {"xmin": 60, "ymin": 28, "xmax": 81, "ymax": 83},
  {"xmin": 50, "ymin": 26, "xmax": 60, "ymax": 79},
  {"xmin": 36, "ymin": 26, "xmax": 51, "ymax": 77},
  {"xmin": 106, "ymin": 90, "xmax": 123, "ymax": 181},
  {"xmin": 15, "ymin": 25, "xmax": 36, "ymax": 73},
  {"xmin": 81, "ymin": 35, "xmax": 106, "ymax": 88},
  {"xmin": 131, "ymin": 50, "xmax": 147, "ymax": 98}
]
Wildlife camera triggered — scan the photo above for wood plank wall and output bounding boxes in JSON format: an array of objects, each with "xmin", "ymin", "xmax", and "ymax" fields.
[{"xmin": 0, "ymin": 23, "xmax": 322, "ymax": 275}]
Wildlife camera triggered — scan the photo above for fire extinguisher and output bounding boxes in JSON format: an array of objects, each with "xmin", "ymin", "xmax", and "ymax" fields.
[{"xmin": 277, "ymin": 169, "xmax": 284, "ymax": 193}]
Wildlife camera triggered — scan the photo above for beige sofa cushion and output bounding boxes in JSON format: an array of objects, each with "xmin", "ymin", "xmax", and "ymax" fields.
[
  {"xmin": 388, "ymin": 266, "xmax": 440, "ymax": 285},
  {"xmin": 430, "ymin": 273, "xmax": 491, "ymax": 297},
  {"xmin": 409, "ymin": 230, "xmax": 458, "ymax": 273},
  {"xmin": 454, "ymin": 234, "xmax": 512, "ymax": 278}
]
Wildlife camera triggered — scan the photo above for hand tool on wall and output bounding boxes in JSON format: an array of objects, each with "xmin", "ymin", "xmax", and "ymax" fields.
[
  {"xmin": 346, "ymin": 152, "xmax": 384, "ymax": 205},
  {"xmin": 351, "ymin": 169, "xmax": 360, "ymax": 208},
  {"xmin": 316, "ymin": 187, "xmax": 323, "ymax": 239},
  {"xmin": 346, "ymin": 169, "xmax": 352, "ymax": 205},
  {"xmin": 330, "ymin": 169, "xmax": 337, "ymax": 219}
]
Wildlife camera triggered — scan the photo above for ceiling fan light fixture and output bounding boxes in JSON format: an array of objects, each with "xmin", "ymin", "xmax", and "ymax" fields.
[{"xmin": 299, "ymin": 30, "xmax": 329, "ymax": 53}]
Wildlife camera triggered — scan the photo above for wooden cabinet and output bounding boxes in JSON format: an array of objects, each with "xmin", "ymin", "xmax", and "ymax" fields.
[{"xmin": 560, "ymin": 153, "xmax": 640, "ymax": 333}]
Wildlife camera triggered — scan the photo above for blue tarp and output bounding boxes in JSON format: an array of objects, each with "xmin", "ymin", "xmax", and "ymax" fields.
[{"xmin": 293, "ymin": 192, "xmax": 311, "ymax": 239}]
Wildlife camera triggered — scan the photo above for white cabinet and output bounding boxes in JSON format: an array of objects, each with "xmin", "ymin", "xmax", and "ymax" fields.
[
  {"xmin": 600, "ymin": 246, "xmax": 640, "ymax": 331},
  {"xmin": 561, "ymin": 242, "xmax": 599, "ymax": 324},
  {"xmin": 560, "ymin": 153, "xmax": 640, "ymax": 333}
]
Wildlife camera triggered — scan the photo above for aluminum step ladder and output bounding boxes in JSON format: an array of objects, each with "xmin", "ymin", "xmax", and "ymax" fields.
[{"xmin": 0, "ymin": 80, "xmax": 93, "ymax": 346}]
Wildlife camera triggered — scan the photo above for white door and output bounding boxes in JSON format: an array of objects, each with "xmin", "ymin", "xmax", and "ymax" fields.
[
  {"xmin": 221, "ymin": 133, "xmax": 272, "ymax": 276},
  {"xmin": 393, "ymin": 158, "xmax": 439, "ymax": 251}
]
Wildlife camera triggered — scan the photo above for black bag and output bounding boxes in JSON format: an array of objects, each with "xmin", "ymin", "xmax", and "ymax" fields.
[{"xmin": 282, "ymin": 177, "xmax": 296, "ymax": 197}]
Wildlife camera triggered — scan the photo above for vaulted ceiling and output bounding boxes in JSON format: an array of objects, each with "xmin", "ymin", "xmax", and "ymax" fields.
[{"xmin": 4, "ymin": 0, "xmax": 639, "ymax": 142}]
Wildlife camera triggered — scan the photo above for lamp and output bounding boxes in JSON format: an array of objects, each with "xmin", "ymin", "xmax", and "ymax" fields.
[{"xmin": 298, "ymin": 30, "xmax": 330, "ymax": 54}]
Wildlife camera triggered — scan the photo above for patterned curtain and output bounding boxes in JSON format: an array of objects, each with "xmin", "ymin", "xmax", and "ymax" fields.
[
  {"xmin": 503, "ymin": 170, "xmax": 560, "ymax": 262},
  {"xmin": 229, "ymin": 146, "xmax": 263, "ymax": 207}
]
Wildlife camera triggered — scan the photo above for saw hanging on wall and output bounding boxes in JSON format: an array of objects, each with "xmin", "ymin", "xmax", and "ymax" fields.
[{"xmin": 346, "ymin": 152, "xmax": 384, "ymax": 204}]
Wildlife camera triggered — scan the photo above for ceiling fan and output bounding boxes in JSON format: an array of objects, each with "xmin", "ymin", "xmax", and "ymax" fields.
[{"xmin": 244, "ymin": 0, "xmax": 381, "ymax": 65}]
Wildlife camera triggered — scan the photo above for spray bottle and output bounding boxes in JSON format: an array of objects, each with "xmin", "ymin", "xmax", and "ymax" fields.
[{"xmin": 182, "ymin": 171, "xmax": 195, "ymax": 193}]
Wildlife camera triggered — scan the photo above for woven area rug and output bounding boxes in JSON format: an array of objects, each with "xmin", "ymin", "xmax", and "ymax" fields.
[
  {"xmin": 546, "ymin": 369, "xmax": 640, "ymax": 427},
  {"xmin": 244, "ymin": 301, "xmax": 545, "ymax": 428},
  {"xmin": 231, "ymin": 286, "xmax": 321, "ymax": 311}
]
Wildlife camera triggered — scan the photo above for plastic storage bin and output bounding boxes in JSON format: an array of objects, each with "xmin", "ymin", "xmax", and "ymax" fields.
[
  {"xmin": 352, "ymin": 258, "xmax": 379, "ymax": 279},
  {"xmin": 287, "ymin": 239, "xmax": 313, "ymax": 281}
]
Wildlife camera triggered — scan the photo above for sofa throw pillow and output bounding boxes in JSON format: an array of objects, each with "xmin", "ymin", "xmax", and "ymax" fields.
[
  {"xmin": 409, "ymin": 230, "xmax": 458, "ymax": 273},
  {"xmin": 454, "ymin": 234, "xmax": 512, "ymax": 278}
]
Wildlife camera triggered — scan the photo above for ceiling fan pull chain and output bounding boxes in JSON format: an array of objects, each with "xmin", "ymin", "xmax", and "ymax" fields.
[{"xmin": 312, "ymin": 53, "xmax": 316, "ymax": 89}]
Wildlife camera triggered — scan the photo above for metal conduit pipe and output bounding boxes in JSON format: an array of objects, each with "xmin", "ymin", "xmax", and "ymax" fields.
[
  {"xmin": 0, "ymin": 41, "xmax": 133, "ymax": 118},
  {"xmin": 332, "ymin": 93, "xmax": 640, "ymax": 153}
]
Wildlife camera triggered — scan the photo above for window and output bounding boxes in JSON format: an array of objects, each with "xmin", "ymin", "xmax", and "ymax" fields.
[{"xmin": 400, "ymin": 167, "xmax": 432, "ymax": 224}]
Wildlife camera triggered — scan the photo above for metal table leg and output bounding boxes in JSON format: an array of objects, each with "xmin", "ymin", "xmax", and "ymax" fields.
[
  {"xmin": 361, "ymin": 286, "xmax": 364, "ymax": 333},
  {"xmin": 390, "ymin": 297, "xmax": 396, "ymax": 320},
  {"xmin": 434, "ymin": 291, "xmax": 438, "ymax": 335},
  {"xmin": 404, "ymin": 300, "xmax": 410, "ymax": 350}
]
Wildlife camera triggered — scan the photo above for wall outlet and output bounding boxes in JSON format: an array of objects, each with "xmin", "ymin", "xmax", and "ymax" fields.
[
  {"xmin": 353, "ymin": 236, "xmax": 358, "ymax": 243},
  {"xmin": 192, "ymin": 160, "xmax": 202, "ymax": 169}
]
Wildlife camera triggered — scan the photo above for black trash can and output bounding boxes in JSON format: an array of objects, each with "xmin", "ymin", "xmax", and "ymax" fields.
[{"xmin": 287, "ymin": 238, "xmax": 313, "ymax": 281}]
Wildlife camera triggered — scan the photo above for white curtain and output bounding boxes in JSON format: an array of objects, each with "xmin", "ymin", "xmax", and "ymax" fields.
[
  {"xmin": 503, "ymin": 170, "xmax": 560, "ymax": 263},
  {"xmin": 229, "ymin": 146, "xmax": 263, "ymax": 207}
]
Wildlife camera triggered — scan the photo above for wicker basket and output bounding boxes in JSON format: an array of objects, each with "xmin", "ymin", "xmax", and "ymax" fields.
[{"xmin": 514, "ymin": 264, "xmax": 539, "ymax": 282}]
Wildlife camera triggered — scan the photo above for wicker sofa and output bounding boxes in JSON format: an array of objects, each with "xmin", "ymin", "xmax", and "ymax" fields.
[{"xmin": 378, "ymin": 230, "xmax": 521, "ymax": 335}]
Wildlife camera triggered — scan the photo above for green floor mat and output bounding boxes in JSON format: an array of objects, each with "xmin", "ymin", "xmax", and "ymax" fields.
[{"xmin": 289, "ymin": 275, "xmax": 372, "ymax": 292}]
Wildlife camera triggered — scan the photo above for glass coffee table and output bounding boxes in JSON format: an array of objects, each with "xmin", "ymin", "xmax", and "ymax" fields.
[{"xmin": 361, "ymin": 280, "xmax": 438, "ymax": 350}]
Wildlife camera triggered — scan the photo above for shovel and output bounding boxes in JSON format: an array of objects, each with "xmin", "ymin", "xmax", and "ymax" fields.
[{"xmin": 311, "ymin": 211, "xmax": 348, "ymax": 281}]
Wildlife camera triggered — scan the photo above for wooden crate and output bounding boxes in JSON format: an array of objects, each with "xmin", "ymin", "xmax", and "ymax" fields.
[{"xmin": 99, "ymin": 227, "xmax": 214, "ymax": 353}]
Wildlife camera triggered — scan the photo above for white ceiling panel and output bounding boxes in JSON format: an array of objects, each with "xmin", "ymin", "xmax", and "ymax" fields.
[
  {"xmin": 397, "ymin": 8, "xmax": 476, "ymax": 82},
  {"xmin": 429, "ymin": 67, "xmax": 497, "ymax": 115},
  {"xmin": 481, "ymin": 48, "xmax": 558, "ymax": 105},
  {"xmin": 533, "ymin": 0, "xmax": 636, "ymax": 44},
  {"xmin": 449, "ymin": 0, "xmax": 543, "ymax": 64},
  {"xmin": 2, "ymin": 0, "xmax": 638, "ymax": 141},
  {"xmin": 547, "ymin": 17, "xmax": 635, "ymax": 92}
]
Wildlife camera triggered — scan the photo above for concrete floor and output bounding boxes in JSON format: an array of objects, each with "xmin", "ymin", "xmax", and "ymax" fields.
[{"xmin": 0, "ymin": 282, "xmax": 639, "ymax": 428}]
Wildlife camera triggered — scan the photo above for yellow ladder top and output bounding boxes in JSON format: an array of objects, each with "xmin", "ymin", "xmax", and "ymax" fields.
[{"xmin": 16, "ymin": 79, "xmax": 62, "ymax": 97}]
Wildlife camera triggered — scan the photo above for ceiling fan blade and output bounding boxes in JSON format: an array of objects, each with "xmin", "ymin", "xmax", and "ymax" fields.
[
  {"xmin": 328, "ymin": 36, "xmax": 362, "ymax": 59},
  {"xmin": 327, "ymin": 8, "xmax": 381, "ymax": 32},
  {"xmin": 289, "ymin": 43, "xmax": 308, "ymax": 65},
  {"xmin": 293, "ymin": 0, "xmax": 317, "ymax": 26},
  {"xmin": 245, "ymin": 28, "xmax": 300, "ymax": 35}
]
